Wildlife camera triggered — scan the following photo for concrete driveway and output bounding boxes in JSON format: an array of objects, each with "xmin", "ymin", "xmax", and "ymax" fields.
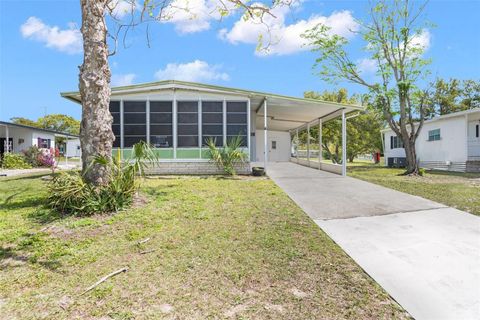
[{"xmin": 267, "ymin": 162, "xmax": 480, "ymax": 320}]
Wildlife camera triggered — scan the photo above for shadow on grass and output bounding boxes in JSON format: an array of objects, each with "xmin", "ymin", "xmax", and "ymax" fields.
[
  {"xmin": 27, "ymin": 207, "xmax": 63, "ymax": 224},
  {"xmin": 0, "ymin": 246, "xmax": 29, "ymax": 271},
  {"xmin": 1, "ymin": 239, "xmax": 64, "ymax": 272},
  {"xmin": 1, "ymin": 196, "xmax": 45, "ymax": 211}
]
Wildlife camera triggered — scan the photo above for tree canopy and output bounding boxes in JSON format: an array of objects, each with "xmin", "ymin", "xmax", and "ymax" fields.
[
  {"xmin": 11, "ymin": 114, "xmax": 80, "ymax": 135},
  {"xmin": 303, "ymin": 89, "xmax": 383, "ymax": 163},
  {"xmin": 425, "ymin": 79, "xmax": 480, "ymax": 118},
  {"xmin": 303, "ymin": 0, "xmax": 431, "ymax": 174}
]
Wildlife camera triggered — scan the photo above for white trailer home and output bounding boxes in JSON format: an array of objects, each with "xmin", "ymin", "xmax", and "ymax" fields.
[
  {"xmin": 61, "ymin": 80, "xmax": 362, "ymax": 175},
  {"xmin": 0, "ymin": 121, "xmax": 80, "ymax": 158},
  {"xmin": 382, "ymin": 108, "xmax": 480, "ymax": 172}
]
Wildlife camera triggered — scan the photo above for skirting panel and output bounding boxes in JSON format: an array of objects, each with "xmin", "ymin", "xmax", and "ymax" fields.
[{"xmin": 144, "ymin": 161, "xmax": 251, "ymax": 175}]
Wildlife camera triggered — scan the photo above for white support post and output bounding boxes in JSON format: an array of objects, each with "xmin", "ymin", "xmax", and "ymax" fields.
[
  {"xmin": 5, "ymin": 125, "xmax": 9, "ymax": 153},
  {"xmin": 342, "ymin": 110, "xmax": 347, "ymax": 177},
  {"xmin": 146, "ymin": 99, "xmax": 150, "ymax": 145},
  {"xmin": 295, "ymin": 128, "xmax": 299, "ymax": 163},
  {"xmin": 263, "ymin": 98, "xmax": 268, "ymax": 171},
  {"xmin": 120, "ymin": 100, "xmax": 124, "ymax": 159},
  {"xmin": 318, "ymin": 119, "xmax": 322, "ymax": 170},
  {"xmin": 222, "ymin": 98, "xmax": 227, "ymax": 147},
  {"xmin": 173, "ymin": 89, "xmax": 177, "ymax": 159},
  {"xmin": 198, "ymin": 96, "xmax": 202, "ymax": 158},
  {"xmin": 247, "ymin": 98, "xmax": 251, "ymax": 161},
  {"xmin": 307, "ymin": 123, "xmax": 310, "ymax": 165},
  {"xmin": 65, "ymin": 138, "xmax": 68, "ymax": 166}
]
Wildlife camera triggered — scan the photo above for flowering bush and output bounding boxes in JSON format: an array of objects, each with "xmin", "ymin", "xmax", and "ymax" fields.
[{"xmin": 37, "ymin": 148, "xmax": 57, "ymax": 172}]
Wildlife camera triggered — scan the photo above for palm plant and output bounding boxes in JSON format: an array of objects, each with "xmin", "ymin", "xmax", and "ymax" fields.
[
  {"xmin": 206, "ymin": 135, "xmax": 247, "ymax": 175},
  {"xmin": 49, "ymin": 141, "xmax": 159, "ymax": 215}
]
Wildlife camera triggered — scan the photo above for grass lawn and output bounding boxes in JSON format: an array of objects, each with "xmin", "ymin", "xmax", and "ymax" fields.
[
  {"xmin": 349, "ymin": 164, "xmax": 480, "ymax": 216},
  {"xmin": 0, "ymin": 174, "xmax": 407, "ymax": 319}
]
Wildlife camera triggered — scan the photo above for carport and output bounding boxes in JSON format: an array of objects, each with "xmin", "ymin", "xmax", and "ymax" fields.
[{"xmin": 252, "ymin": 95, "xmax": 363, "ymax": 176}]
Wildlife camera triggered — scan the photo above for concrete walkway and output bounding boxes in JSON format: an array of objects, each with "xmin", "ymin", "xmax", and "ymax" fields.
[{"xmin": 267, "ymin": 162, "xmax": 480, "ymax": 320}]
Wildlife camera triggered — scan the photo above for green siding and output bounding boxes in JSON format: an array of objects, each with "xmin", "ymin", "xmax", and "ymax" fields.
[
  {"xmin": 153, "ymin": 149, "xmax": 174, "ymax": 159},
  {"xmin": 177, "ymin": 148, "xmax": 201, "ymax": 159},
  {"xmin": 201, "ymin": 148, "xmax": 211, "ymax": 159}
]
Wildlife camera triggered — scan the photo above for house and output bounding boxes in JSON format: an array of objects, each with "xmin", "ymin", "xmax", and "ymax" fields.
[
  {"xmin": 382, "ymin": 108, "xmax": 480, "ymax": 172},
  {"xmin": 0, "ymin": 121, "xmax": 80, "ymax": 158},
  {"xmin": 61, "ymin": 80, "xmax": 362, "ymax": 175}
]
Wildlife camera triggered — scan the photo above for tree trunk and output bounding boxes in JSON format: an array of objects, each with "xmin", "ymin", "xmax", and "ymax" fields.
[
  {"xmin": 79, "ymin": 0, "xmax": 114, "ymax": 186},
  {"xmin": 403, "ymin": 137, "xmax": 419, "ymax": 174}
]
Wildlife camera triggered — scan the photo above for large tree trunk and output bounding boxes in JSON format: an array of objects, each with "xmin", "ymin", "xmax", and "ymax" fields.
[
  {"xmin": 403, "ymin": 138, "xmax": 419, "ymax": 174},
  {"xmin": 79, "ymin": 0, "xmax": 114, "ymax": 185}
]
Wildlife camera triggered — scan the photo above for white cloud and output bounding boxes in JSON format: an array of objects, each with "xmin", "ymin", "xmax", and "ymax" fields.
[
  {"xmin": 154, "ymin": 60, "xmax": 230, "ymax": 82},
  {"xmin": 410, "ymin": 29, "xmax": 431, "ymax": 51},
  {"xmin": 108, "ymin": 0, "xmax": 138, "ymax": 19},
  {"xmin": 111, "ymin": 73, "xmax": 136, "ymax": 86},
  {"xmin": 357, "ymin": 58, "xmax": 377, "ymax": 74},
  {"xmin": 219, "ymin": 5, "xmax": 358, "ymax": 56},
  {"xmin": 20, "ymin": 17, "xmax": 82, "ymax": 54},
  {"xmin": 160, "ymin": 0, "xmax": 233, "ymax": 34}
]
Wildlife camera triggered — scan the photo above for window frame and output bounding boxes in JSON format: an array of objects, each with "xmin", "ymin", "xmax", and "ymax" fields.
[
  {"xmin": 428, "ymin": 128, "xmax": 441, "ymax": 142},
  {"xmin": 177, "ymin": 100, "xmax": 199, "ymax": 148}
]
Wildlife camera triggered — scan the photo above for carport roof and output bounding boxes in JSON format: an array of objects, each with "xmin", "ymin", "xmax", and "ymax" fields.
[{"xmin": 61, "ymin": 80, "xmax": 363, "ymax": 131}]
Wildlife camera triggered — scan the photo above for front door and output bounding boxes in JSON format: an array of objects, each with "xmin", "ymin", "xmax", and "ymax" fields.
[{"xmin": 268, "ymin": 137, "xmax": 280, "ymax": 162}]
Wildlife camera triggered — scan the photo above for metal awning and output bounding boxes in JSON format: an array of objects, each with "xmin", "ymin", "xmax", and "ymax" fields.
[{"xmin": 254, "ymin": 96, "xmax": 360, "ymax": 131}]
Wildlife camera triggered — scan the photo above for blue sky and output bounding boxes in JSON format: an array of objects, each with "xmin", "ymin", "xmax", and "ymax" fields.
[{"xmin": 0, "ymin": 0, "xmax": 479, "ymax": 121}]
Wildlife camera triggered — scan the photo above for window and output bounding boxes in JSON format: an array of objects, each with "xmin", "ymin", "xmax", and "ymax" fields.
[
  {"xmin": 123, "ymin": 101, "xmax": 146, "ymax": 147},
  {"xmin": 150, "ymin": 101, "xmax": 172, "ymax": 148},
  {"xmin": 177, "ymin": 101, "xmax": 198, "ymax": 147},
  {"xmin": 226, "ymin": 101, "xmax": 247, "ymax": 147},
  {"xmin": 428, "ymin": 129, "xmax": 441, "ymax": 141},
  {"xmin": 271, "ymin": 140, "xmax": 277, "ymax": 150},
  {"xmin": 202, "ymin": 101, "xmax": 223, "ymax": 147},
  {"xmin": 476, "ymin": 124, "xmax": 479, "ymax": 138},
  {"xmin": 390, "ymin": 135, "xmax": 404, "ymax": 149},
  {"xmin": 37, "ymin": 138, "xmax": 51, "ymax": 149},
  {"xmin": 109, "ymin": 101, "xmax": 121, "ymax": 147}
]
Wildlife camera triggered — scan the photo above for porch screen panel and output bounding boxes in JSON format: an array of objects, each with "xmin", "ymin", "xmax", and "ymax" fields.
[
  {"xmin": 177, "ymin": 101, "xmax": 198, "ymax": 147},
  {"xmin": 226, "ymin": 101, "xmax": 248, "ymax": 147},
  {"xmin": 202, "ymin": 101, "xmax": 223, "ymax": 146},
  {"xmin": 109, "ymin": 101, "xmax": 121, "ymax": 148},
  {"xmin": 150, "ymin": 101, "xmax": 172, "ymax": 148},
  {"xmin": 123, "ymin": 101, "xmax": 146, "ymax": 147}
]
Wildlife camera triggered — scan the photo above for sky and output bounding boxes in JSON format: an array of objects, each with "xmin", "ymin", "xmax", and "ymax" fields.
[{"xmin": 0, "ymin": 0, "xmax": 479, "ymax": 122}]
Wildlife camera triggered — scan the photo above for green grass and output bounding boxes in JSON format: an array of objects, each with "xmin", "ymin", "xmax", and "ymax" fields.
[
  {"xmin": 0, "ymin": 174, "xmax": 407, "ymax": 319},
  {"xmin": 349, "ymin": 165, "xmax": 480, "ymax": 216}
]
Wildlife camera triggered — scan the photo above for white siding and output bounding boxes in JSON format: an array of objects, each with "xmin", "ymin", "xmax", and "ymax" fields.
[
  {"xmin": 383, "ymin": 115, "xmax": 468, "ymax": 164},
  {"xmin": 255, "ymin": 130, "xmax": 291, "ymax": 162},
  {"xmin": 0, "ymin": 126, "xmax": 34, "ymax": 153},
  {"xmin": 32, "ymin": 132, "xmax": 56, "ymax": 149},
  {"xmin": 66, "ymin": 138, "xmax": 82, "ymax": 157}
]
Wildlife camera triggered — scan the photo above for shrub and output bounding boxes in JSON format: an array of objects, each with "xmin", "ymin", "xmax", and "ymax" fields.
[
  {"xmin": 418, "ymin": 168, "xmax": 426, "ymax": 176},
  {"xmin": 23, "ymin": 146, "xmax": 42, "ymax": 167},
  {"xmin": 1, "ymin": 153, "xmax": 32, "ymax": 169},
  {"xmin": 206, "ymin": 136, "xmax": 247, "ymax": 175},
  {"xmin": 37, "ymin": 148, "xmax": 57, "ymax": 173},
  {"xmin": 48, "ymin": 142, "xmax": 158, "ymax": 215}
]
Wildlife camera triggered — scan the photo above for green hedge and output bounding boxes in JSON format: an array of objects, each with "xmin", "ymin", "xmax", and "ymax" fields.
[{"xmin": 1, "ymin": 153, "xmax": 32, "ymax": 169}]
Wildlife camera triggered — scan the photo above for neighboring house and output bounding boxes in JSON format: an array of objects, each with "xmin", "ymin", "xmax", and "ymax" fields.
[
  {"xmin": 382, "ymin": 108, "xmax": 480, "ymax": 172},
  {"xmin": 0, "ymin": 121, "xmax": 80, "ymax": 158},
  {"xmin": 61, "ymin": 80, "xmax": 361, "ymax": 175}
]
